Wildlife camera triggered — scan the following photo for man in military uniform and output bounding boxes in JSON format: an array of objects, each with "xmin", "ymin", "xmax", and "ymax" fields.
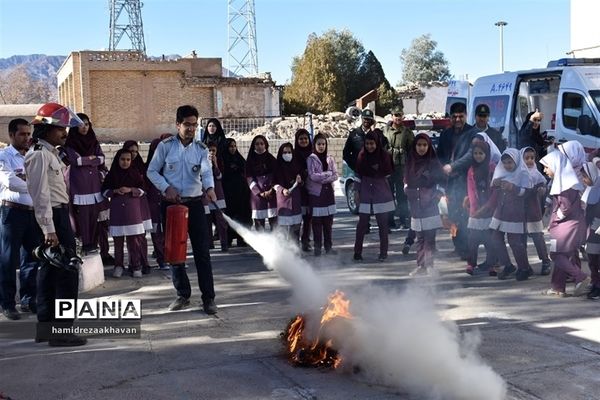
[
  {"xmin": 25, "ymin": 103, "xmax": 87, "ymax": 346},
  {"xmin": 384, "ymin": 107, "xmax": 413, "ymax": 229},
  {"xmin": 0, "ymin": 119, "xmax": 42, "ymax": 320},
  {"xmin": 147, "ymin": 105, "xmax": 218, "ymax": 314}
]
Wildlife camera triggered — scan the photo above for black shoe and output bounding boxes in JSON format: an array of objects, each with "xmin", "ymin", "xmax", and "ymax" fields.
[
  {"xmin": 203, "ymin": 299, "xmax": 217, "ymax": 315},
  {"xmin": 353, "ymin": 253, "xmax": 363, "ymax": 262},
  {"xmin": 101, "ymin": 254, "xmax": 115, "ymax": 266},
  {"xmin": 49, "ymin": 333, "xmax": 87, "ymax": 347},
  {"xmin": 237, "ymin": 240, "xmax": 248, "ymax": 247},
  {"xmin": 515, "ymin": 268, "xmax": 533, "ymax": 281},
  {"xmin": 540, "ymin": 261, "xmax": 552, "ymax": 276},
  {"xmin": 20, "ymin": 302, "xmax": 37, "ymax": 314},
  {"xmin": 498, "ymin": 264, "xmax": 516, "ymax": 280},
  {"xmin": 141, "ymin": 265, "xmax": 152, "ymax": 275},
  {"xmin": 302, "ymin": 243, "xmax": 312, "ymax": 252},
  {"xmin": 377, "ymin": 254, "xmax": 387, "ymax": 262},
  {"xmin": 314, "ymin": 249, "xmax": 322, "ymax": 257},
  {"xmin": 34, "ymin": 336, "xmax": 48, "ymax": 343},
  {"xmin": 325, "ymin": 248, "xmax": 338, "ymax": 255},
  {"xmin": 2, "ymin": 308, "xmax": 20, "ymax": 320},
  {"xmin": 587, "ymin": 286, "xmax": 600, "ymax": 300},
  {"xmin": 402, "ymin": 243, "xmax": 411, "ymax": 255},
  {"xmin": 168, "ymin": 296, "xmax": 190, "ymax": 311},
  {"xmin": 221, "ymin": 245, "xmax": 229, "ymax": 252}
]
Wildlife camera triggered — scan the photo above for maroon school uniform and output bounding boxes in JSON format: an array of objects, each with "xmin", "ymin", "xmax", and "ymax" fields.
[
  {"xmin": 274, "ymin": 144, "xmax": 303, "ymax": 227},
  {"xmin": 245, "ymin": 136, "xmax": 277, "ymax": 220},
  {"xmin": 294, "ymin": 130, "xmax": 313, "ymax": 249},
  {"xmin": 207, "ymin": 162, "xmax": 228, "ymax": 250}
]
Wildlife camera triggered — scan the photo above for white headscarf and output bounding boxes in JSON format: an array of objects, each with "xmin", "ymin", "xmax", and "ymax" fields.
[
  {"xmin": 519, "ymin": 147, "xmax": 546, "ymax": 186},
  {"xmin": 540, "ymin": 150, "xmax": 584, "ymax": 195},
  {"xmin": 582, "ymin": 160, "xmax": 600, "ymax": 204},
  {"xmin": 473, "ymin": 132, "xmax": 501, "ymax": 164},
  {"xmin": 492, "ymin": 148, "xmax": 532, "ymax": 188},
  {"xmin": 558, "ymin": 141, "xmax": 586, "ymax": 169}
]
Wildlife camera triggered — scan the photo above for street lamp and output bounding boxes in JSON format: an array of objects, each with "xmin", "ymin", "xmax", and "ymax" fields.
[{"xmin": 495, "ymin": 21, "xmax": 508, "ymax": 72}]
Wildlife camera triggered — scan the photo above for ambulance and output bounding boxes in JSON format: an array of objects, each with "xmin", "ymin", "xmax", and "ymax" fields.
[{"xmin": 468, "ymin": 58, "xmax": 600, "ymax": 148}]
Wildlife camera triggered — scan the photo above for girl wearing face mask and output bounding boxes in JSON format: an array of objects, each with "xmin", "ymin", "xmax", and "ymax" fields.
[
  {"xmin": 353, "ymin": 131, "xmax": 394, "ymax": 262},
  {"xmin": 489, "ymin": 148, "xmax": 533, "ymax": 281},
  {"xmin": 274, "ymin": 142, "xmax": 303, "ymax": 242},
  {"xmin": 245, "ymin": 135, "xmax": 277, "ymax": 230},
  {"xmin": 404, "ymin": 133, "xmax": 445, "ymax": 277},
  {"xmin": 306, "ymin": 134, "xmax": 338, "ymax": 256},
  {"xmin": 101, "ymin": 149, "xmax": 146, "ymax": 278},
  {"xmin": 464, "ymin": 138, "xmax": 497, "ymax": 276},
  {"xmin": 294, "ymin": 129, "xmax": 313, "ymax": 252}
]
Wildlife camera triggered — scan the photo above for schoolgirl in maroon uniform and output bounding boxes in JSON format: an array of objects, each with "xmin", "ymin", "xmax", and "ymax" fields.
[
  {"xmin": 245, "ymin": 135, "xmax": 277, "ymax": 230},
  {"xmin": 521, "ymin": 147, "xmax": 552, "ymax": 275},
  {"xmin": 206, "ymin": 142, "xmax": 228, "ymax": 251},
  {"xmin": 274, "ymin": 142, "xmax": 303, "ymax": 242},
  {"xmin": 353, "ymin": 131, "xmax": 394, "ymax": 262},
  {"xmin": 583, "ymin": 157, "xmax": 600, "ymax": 299},
  {"xmin": 306, "ymin": 133, "xmax": 338, "ymax": 256},
  {"xmin": 404, "ymin": 133, "xmax": 445, "ymax": 276},
  {"xmin": 294, "ymin": 129, "xmax": 313, "ymax": 251},
  {"xmin": 489, "ymin": 148, "xmax": 533, "ymax": 281},
  {"xmin": 540, "ymin": 151, "xmax": 590, "ymax": 296},
  {"xmin": 465, "ymin": 138, "xmax": 497, "ymax": 275},
  {"xmin": 102, "ymin": 149, "xmax": 146, "ymax": 278}
]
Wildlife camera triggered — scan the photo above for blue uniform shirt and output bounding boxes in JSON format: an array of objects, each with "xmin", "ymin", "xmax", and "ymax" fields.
[{"xmin": 147, "ymin": 135, "xmax": 214, "ymax": 197}]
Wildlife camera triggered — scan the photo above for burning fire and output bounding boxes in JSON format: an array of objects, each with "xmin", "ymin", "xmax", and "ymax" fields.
[{"xmin": 283, "ymin": 290, "xmax": 352, "ymax": 368}]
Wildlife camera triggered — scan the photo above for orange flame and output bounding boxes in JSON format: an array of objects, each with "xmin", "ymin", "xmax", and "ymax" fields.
[{"xmin": 283, "ymin": 290, "xmax": 352, "ymax": 368}]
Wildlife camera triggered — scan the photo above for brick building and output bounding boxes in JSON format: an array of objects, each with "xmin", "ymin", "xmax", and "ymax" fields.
[{"xmin": 57, "ymin": 51, "xmax": 281, "ymax": 142}]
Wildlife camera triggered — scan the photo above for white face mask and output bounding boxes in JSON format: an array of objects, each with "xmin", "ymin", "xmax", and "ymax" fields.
[{"xmin": 282, "ymin": 153, "xmax": 293, "ymax": 162}]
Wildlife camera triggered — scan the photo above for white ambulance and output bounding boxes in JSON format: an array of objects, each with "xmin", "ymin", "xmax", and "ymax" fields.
[{"xmin": 468, "ymin": 58, "xmax": 600, "ymax": 149}]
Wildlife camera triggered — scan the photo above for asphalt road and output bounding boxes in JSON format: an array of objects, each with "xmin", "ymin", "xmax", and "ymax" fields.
[{"xmin": 1, "ymin": 195, "xmax": 599, "ymax": 400}]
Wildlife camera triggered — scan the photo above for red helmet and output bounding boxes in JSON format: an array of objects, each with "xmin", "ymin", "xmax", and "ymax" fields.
[{"xmin": 31, "ymin": 103, "xmax": 83, "ymax": 128}]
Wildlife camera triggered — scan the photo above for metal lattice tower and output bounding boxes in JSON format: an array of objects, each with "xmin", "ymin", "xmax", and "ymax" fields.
[
  {"xmin": 227, "ymin": 0, "xmax": 258, "ymax": 77},
  {"xmin": 109, "ymin": 0, "xmax": 146, "ymax": 55}
]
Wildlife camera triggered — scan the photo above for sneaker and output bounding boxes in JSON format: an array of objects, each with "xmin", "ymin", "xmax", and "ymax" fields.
[
  {"xmin": 465, "ymin": 265, "xmax": 475, "ymax": 275},
  {"xmin": 587, "ymin": 286, "xmax": 600, "ymax": 300},
  {"xmin": 353, "ymin": 253, "xmax": 363, "ymax": 262},
  {"xmin": 168, "ymin": 296, "xmax": 190, "ymax": 311},
  {"xmin": 497, "ymin": 264, "xmax": 516, "ymax": 280},
  {"xmin": 541, "ymin": 288, "xmax": 569, "ymax": 298},
  {"xmin": 132, "ymin": 269, "xmax": 143, "ymax": 278},
  {"xmin": 540, "ymin": 260, "xmax": 552, "ymax": 276},
  {"xmin": 402, "ymin": 243, "xmax": 411, "ymax": 255},
  {"xmin": 2, "ymin": 308, "xmax": 20, "ymax": 320},
  {"xmin": 49, "ymin": 333, "xmax": 87, "ymax": 347},
  {"xmin": 515, "ymin": 268, "xmax": 533, "ymax": 281},
  {"xmin": 377, "ymin": 254, "xmax": 387, "ymax": 262},
  {"xmin": 409, "ymin": 266, "xmax": 428, "ymax": 277},
  {"xmin": 203, "ymin": 299, "xmax": 218, "ymax": 315},
  {"xmin": 574, "ymin": 276, "xmax": 592, "ymax": 297},
  {"xmin": 156, "ymin": 262, "xmax": 170, "ymax": 271},
  {"xmin": 112, "ymin": 266, "xmax": 124, "ymax": 278}
]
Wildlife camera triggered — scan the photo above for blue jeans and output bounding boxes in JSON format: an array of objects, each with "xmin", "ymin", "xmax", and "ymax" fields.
[
  {"xmin": 0, "ymin": 205, "xmax": 42, "ymax": 310},
  {"xmin": 162, "ymin": 199, "xmax": 215, "ymax": 303}
]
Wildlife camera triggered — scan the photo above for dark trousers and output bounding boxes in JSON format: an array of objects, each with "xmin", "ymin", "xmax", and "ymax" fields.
[
  {"xmin": 162, "ymin": 200, "xmax": 215, "ymax": 303},
  {"xmin": 151, "ymin": 230, "xmax": 165, "ymax": 264},
  {"xmin": 588, "ymin": 253, "xmax": 600, "ymax": 287},
  {"xmin": 312, "ymin": 215, "xmax": 333, "ymax": 252},
  {"xmin": 416, "ymin": 230, "xmax": 436, "ymax": 268},
  {"xmin": 113, "ymin": 235, "xmax": 143, "ymax": 269},
  {"xmin": 354, "ymin": 213, "xmax": 389, "ymax": 256},
  {"xmin": 448, "ymin": 196, "xmax": 469, "ymax": 256},
  {"xmin": 37, "ymin": 207, "xmax": 78, "ymax": 323},
  {"xmin": 491, "ymin": 230, "xmax": 530, "ymax": 270},
  {"xmin": 208, "ymin": 209, "xmax": 228, "ymax": 248},
  {"xmin": 73, "ymin": 204, "xmax": 99, "ymax": 249},
  {"xmin": 467, "ymin": 228, "xmax": 495, "ymax": 267},
  {"xmin": 139, "ymin": 235, "xmax": 149, "ymax": 267},
  {"xmin": 0, "ymin": 206, "xmax": 42, "ymax": 310},
  {"xmin": 389, "ymin": 168, "xmax": 409, "ymax": 224},
  {"xmin": 527, "ymin": 233, "xmax": 550, "ymax": 262},
  {"xmin": 97, "ymin": 219, "xmax": 110, "ymax": 258},
  {"xmin": 301, "ymin": 212, "xmax": 312, "ymax": 246}
]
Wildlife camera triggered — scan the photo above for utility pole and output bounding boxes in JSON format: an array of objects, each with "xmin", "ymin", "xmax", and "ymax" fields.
[
  {"xmin": 495, "ymin": 21, "xmax": 508, "ymax": 72},
  {"xmin": 109, "ymin": 0, "xmax": 146, "ymax": 55},
  {"xmin": 227, "ymin": 0, "xmax": 259, "ymax": 77}
]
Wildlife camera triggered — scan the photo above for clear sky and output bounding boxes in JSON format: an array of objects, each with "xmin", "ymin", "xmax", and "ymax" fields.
[{"xmin": 0, "ymin": 0, "xmax": 570, "ymax": 85}]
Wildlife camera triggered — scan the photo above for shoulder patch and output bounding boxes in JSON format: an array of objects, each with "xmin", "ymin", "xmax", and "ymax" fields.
[
  {"xmin": 195, "ymin": 141, "xmax": 207, "ymax": 149},
  {"xmin": 162, "ymin": 136, "xmax": 176, "ymax": 144}
]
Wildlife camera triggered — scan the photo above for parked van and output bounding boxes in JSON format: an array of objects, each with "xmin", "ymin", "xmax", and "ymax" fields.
[
  {"xmin": 446, "ymin": 80, "xmax": 471, "ymax": 116},
  {"xmin": 469, "ymin": 58, "xmax": 600, "ymax": 149}
]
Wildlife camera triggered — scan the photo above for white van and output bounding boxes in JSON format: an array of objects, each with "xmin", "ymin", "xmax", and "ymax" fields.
[
  {"xmin": 445, "ymin": 79, "xmax": 471, "ymax": 116},
  {"xmin": 469, "ymin": 58, "xmax": 600, "ymax": 149}
]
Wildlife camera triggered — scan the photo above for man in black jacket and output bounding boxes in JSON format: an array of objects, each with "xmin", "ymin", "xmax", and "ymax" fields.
[
  {"xmin": 437, "ymin": 102, "xmax": 473, "ymax": 259},
  {"xmin": 343, "ymin": 109, "xmax": 376, "ymax": 173}
]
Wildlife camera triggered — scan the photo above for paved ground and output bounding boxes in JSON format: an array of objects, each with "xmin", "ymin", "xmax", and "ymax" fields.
[{"xmin": 1, "ymin": 195, "xmax": 600, "ymax": 400}]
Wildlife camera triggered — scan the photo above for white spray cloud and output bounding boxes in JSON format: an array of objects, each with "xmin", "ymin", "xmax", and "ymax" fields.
[{"xmin": 223, "ymin": 214, "xmax": 507, "ymax": 400}]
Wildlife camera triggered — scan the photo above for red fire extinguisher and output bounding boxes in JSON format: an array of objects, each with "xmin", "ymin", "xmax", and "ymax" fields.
[{"xmin": 164, "ymin": 204, "xmax": 189, "ymax": 264}]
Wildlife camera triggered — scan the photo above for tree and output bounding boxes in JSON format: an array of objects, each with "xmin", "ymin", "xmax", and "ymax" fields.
[
  {"xmin": 321, "ymin": 29, "xmax": 365, "ymax": 104},
  {"xmin": 400, "ymin": 34, "xmax": 451, "ymax": 84},
  {"xmin": 0, "ymin": 65, "xmax": 54, "ymax": 104},
  {"xmin": 283, "ymin": 36, "xmax": 345, "ymax": 114}
]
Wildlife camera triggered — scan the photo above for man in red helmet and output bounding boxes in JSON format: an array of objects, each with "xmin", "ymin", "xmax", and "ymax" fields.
[{"xmin": 24, "ymin": 103, "xmax": 87, "ymax": 346}]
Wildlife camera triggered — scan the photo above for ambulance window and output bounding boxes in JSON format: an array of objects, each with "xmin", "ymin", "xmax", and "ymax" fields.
[
  {"xmin": 562, "ymin": 92, "xmax": 600, "ymax": 136},
  {"xmin": 591, "ymin": 90, "xmax": 600, "ymax": 113}
]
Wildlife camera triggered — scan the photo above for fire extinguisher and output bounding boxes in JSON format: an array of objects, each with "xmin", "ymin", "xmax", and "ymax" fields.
[{"xmin": 164, "ymin": 204, "xmax": 189, "ymax": 264}]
